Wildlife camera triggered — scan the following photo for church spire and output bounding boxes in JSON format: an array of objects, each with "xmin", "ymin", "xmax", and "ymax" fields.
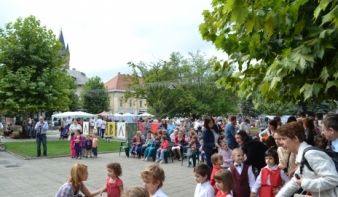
[{"xmin": 59, "ymin": 29, "xmax": 66, "ymax": 52}]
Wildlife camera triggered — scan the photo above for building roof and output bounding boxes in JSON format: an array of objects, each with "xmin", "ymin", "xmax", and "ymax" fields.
[
  {"xmin": 64, "ymin": 68, "xmax": 88, "ymax": 85},
  {"xmin": 105, "ymin": 72, "xmax": 143, "ymax": 91}
]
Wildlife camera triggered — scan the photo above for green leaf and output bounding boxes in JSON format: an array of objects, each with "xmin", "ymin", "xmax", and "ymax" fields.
[
  {"xmin": 231, "ymin": 2, "xmax": 249, "ymax": 24},
  {"xmin": 214, "ymin": 62, "xmax": 221, "ymax": 71},
  {"xmin": 294, "ymin": 19, "xmax": 305, "ymax": 35},
  {"xmin": 270, "ymin": 77, "xmax": 281, "ymax": 90},
  {"xmin": 261, "ymin": 82, "xmax": 269, "ymax": 94},
  {"xmin": 245, "ymin": 17, "xmax": 255, "ymax": 33},
  {"xmin": 264, "ymin": 13, "xmax": 275, "ymax": 37},
  {"xmin": 325, "ymin": 81, "xmax": 338, "ymax": 92}
]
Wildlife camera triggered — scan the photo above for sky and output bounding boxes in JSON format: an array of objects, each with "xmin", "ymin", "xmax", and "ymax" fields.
[{"xmin": 0, "ymin": 0, "xmax": 225, "ymax": 83}]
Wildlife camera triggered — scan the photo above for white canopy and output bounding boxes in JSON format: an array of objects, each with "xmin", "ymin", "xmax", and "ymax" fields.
[
  {"xmin": 112, "ymin": 113, "xmax": 123, "ymax": 117},
  {"xmin": 52, "ymin": 111, "xmax": 97, "ymax": 120},
  {"xmin": 138, "ymin": 112, "xmax": 154, "ymax": 117},
  {"xmin": 122, "ymin": 112, "xmax": 135, "ymax": 117}
]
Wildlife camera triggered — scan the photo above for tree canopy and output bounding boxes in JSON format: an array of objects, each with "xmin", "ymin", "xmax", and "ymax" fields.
[
  {"xmin": 80, "ymin": 76, "xmax": 110, "ymax": 114},
  {"xmin": 200, "ymin": 0, "xmax": 338, "ymax": 108},
  {"xmin": 125, "ymin": 51, "xmax": 239, "ymax": 118},
  {"xmin": 0, "ymin": 15, "xmax": 73, "ymax": 113}
]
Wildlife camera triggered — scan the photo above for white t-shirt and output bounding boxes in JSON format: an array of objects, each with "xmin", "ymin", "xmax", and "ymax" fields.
[
  {"xmin": 101, "ymin": 120, "xmax": 106, "ymax": 129},
  {"xmin": 96, "ymin": 119, "xmax": 103, "ymax": 128},
  {"xmin": 194, "ymin": 182, "xmax": 215, "ymax": 197},
  {"xmin": 0, "ymin": 123, "xmax": 3, "ymax": 130},
  {"xmin": 194, "ymin": 121, "xmax": 201, "ymax": 130},
  {"xmin": 89, "ymin": 118, "xmax": 95, "ymax": 126},
  {"xmin": 66, "ymin": 118, "xmax": 72, "ymax": 125},
  {"xmin": 69, "ymin": 124, "xmax": 82, "ymax": 133},
  {"xmin": 152, "ymin": 188, "xmax": 168, "ymax": 197}
]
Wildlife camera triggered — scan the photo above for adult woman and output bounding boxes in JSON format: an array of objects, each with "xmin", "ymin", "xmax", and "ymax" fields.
[
  {"xmin": 166, "ymin": 120, "xmax": 175, "ymax": 135},
  {"xmin": 69, "ymin": 119, "xmax": 82, "ymax": 134},
  {"xmin": 276, "ymin": 122, "xmax": 338, "ymax": 197},
  {"xmin": 55, "ymin": 163, "xmax": 102, "ymax": 197},
  {"xmin": 202, "ymin": 116, "xmax": 221, "ymax": 170},
  {"xmin": 235, "ymin": 130, "xmax": 267, "ymax": 175},
  {"xmin": 259, "ymin": 119, "xmax": 278, "ymax": 141},
  {"xmin": 302, "ymin": 117, "xmax": 315, "ymax": 146}
]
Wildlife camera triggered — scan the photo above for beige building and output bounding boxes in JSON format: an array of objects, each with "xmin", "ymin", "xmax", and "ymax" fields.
[{"xmin": 105, "ymin": 72, "xmax": 147, "ymax": 114}]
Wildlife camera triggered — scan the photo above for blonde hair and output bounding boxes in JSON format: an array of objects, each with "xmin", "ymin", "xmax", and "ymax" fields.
[
  {"xmin": 136, "ymin": 131, "xmax": 142, "ymax": 137},
  {"xmin": 140, "ymin": 164, "xmax": 165, "ymax": 188},
  {"xmin": 214, "ymin": 169, "xmax": 235, "ymax": 192},
  {"xmin": 123, "ymin": 187, "xmax": 149, "ymax": 197},
  {"xmin": 211, "ymin": 153, "xmax": 223, "ymax": 165},
  {"xmin": 68, "ymin": 163, "xmax": 87, "ymax": 190},
  {"xmin": 231, "ymin": 148, "xmax": 243, "ymax": 156}
]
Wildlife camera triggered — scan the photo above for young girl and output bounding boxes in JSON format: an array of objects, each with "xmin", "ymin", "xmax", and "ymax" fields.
[
  {"xmin": 92, "ymin": 132, "xmax": 98, "ymax": 158},
  {"xmin": 75, "ymin": 129, "xmax": 83, "ymax": 159},
  {"xmin": 251, "ymin": 149, "xmax": 290, "ymax": 197},
  {"xmin": 140, "ymin": 133, "xmax": 152, "ymax": 159},
  {"xmin": 215, "ymin": 169, "xmax": 235, "ymax": 197},
  {"xmin": 218, "ymin": 141, "xmax": 232, "ymax": 169},
  {"xmin": 143, "ymin": 136, "xmax": 161, "ymax": 161},
  {"xmin": 131, "ymin": 131, "xmax": 143, "ymax": 158},
  {"xmin": 123, "ymin": 187, "xmax": 149, "ymax": 197},
  {"xmin": 199, "ymin": 139, "xmax": 206, "ymax": 162},
  {"xmin": 186, "ymin": 130, "xmax": 196, "ymax": 143},
  {"xmin": 172, "ymin": 130, "xmax": 186, "ymax": 161},
  {"xmin": 101, "ymin": 162, "xmax": 124, "ymax": 197},
  {"xmin": 85, "ymin": 135, "xmax": 92, "ymax": 158},
  {"xmin": 187, "ymin": 135, "xmax": 199, "ymax": 168},
  {"xmin": 156, "ymin": 135, "xmax": 169, "ymax": 164},
  {"xmin": 69, "ymin": 132, "xmax": 75, "ymax": 158}
]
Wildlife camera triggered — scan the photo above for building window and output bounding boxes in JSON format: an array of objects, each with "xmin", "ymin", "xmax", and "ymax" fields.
[
  {"xmin": 129, "ymin": 99, "xmax": 132, "ymax": 107},
  {"xmin": 140, "ymin": 100, "xmax": 142, "ymax": 108},
  {"xmin": 120, "ymin": 99, "xmax": 123, "ymax": 107}
]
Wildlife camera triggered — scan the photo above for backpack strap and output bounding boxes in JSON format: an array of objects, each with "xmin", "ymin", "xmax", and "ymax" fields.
[{"xmin": 300, "ymin": 146, "xmax": 321, "ymax": 174}]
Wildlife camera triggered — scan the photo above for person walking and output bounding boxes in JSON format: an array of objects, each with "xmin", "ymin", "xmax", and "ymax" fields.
[{"xmin": 34, "ymin": 116, "xmax": 48, "ymax": 157}]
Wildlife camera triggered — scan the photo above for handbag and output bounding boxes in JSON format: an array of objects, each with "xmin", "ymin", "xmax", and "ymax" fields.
[{"xmin": 293, "ymin": 180, "xmax": 321, "ymax": 197}]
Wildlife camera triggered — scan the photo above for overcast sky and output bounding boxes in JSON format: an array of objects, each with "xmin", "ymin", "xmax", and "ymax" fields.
[{"xmin": 0, "ymin": 0, "xmax": 225, "ymax": 82}]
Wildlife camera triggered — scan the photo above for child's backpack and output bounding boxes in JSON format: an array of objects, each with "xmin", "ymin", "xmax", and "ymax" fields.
[{"xmin": 300, "ymin": 146, "xmax": 338, "ymax": 174}]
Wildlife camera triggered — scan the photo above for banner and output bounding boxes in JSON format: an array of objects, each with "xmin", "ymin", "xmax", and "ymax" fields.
[
  {"xmin": 126, "ymin": 123, "xmax": 138, "ymax": 139},
  {"xmin": 106, "ymin": 122, "xmax": 116, "ymax": 137},
  {"xmin": 82, "ymin": 122, "xmax": 89, "ymax": 135},
  {"xmin": 116, "ymin": 122, "xmax": 126, "ymax": 140}
]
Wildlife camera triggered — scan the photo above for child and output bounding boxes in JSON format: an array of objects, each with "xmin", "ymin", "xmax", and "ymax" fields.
[
  {"xmin": 229, "ymin": 148, "xmax": 255, "ymax": 197},
  {"xmin": 199, "ymin": 139, "xmax": 206, "ymax": 162},
  {"xmin": 156, "ymin": 135, "xmax": 169, "ymax": 164},
  {"xmin": 314, "ymin": 135, "xmax": 326, "ymax": 149},
  {"xmin": 215, "ymin": 170, "xmax": 234, "ymax": 197},
  {"xmin": 92, "ymin": 132, "xmax": 98, "ymax": 158},
  {"xmin": 170, "ymin": 129, "xmax": 178, "ymax": 142},
  {"xmin": 143, "ymin": 136, "xmax": 161, "ymax": 161},
  {"xmin": 197, "ymin": 130, "xmax": 203, "ymax": 140},
  {"xmin": 187, "ymin": 135, "xmax": 199, "ymax": 168},
  {"xmin": 194, "ymin": 163, "xmax": 215, "ymax": 197},
  {"xmin": 140, "ymin": 164, "xmax": 167, "ymax": 197},
  {"xmin": 85, "ymin": 135, "xmax": 93, "ymax": 158},
  {"xmin": 131, "ymin": 131, "xmax": 143, "ymax": 158},
  {"xmin": 251, "ymin": 149, "xmax": 290, "ymax": 197},
  {"xmin": 101, "ymin": 162, "xmax": 124, "ymax": 197},
  {"xmin": 123, "ymin": 187, "xmax": 149, "ymax": 197},
  {"xmin": 69, "ymin": 132, "xmax": 75, "ymax": 158},
  {"xmin": 210, "ymin": 153, "xmax": 223, "ymax": 194},
  {"xmin": 172, "ymin": 130, "xmax": 186, "ymax": 161},
  {"xmin": 140, "ymin": 133, "xmax": 152, "ymax": 159},
  {"xmin": 218, "ymin": 141, "xmax": 232, "ymax": 169},
  {"xmin": 74, "ymin": 129, "xmax": 83, "ymax": 159}
]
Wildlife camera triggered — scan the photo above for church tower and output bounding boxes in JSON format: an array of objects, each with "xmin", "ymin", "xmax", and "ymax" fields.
[{"xmin": 58, "ymin": 29, "xmax": 70, "ymax": 69}]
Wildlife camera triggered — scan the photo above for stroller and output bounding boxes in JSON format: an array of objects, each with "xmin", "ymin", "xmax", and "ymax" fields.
[{"xmin": 60, "ymin": 124, "xmax": 70, "ymax": 140}]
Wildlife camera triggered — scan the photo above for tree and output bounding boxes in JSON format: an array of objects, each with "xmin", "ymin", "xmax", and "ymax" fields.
[
  {"xmin": 200, "ymin": 0, "xmax": 338, "ymax": 108},
  {"xmin": 80, "ymin": 76, "xmax": 110, "ymax": 114},
  {"xmin": 125, "ymin": 51, "xmax": 239, "ymax": 118},
  {"xmin": 0, "ymin": 16, "xmax": 73, "ymax": 116}
]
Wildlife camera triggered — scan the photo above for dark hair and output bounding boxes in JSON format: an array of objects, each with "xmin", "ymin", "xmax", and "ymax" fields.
[
  {"xmin": 235, "ymin": 130, "xmax": 249, "ymax": 142},
  {"xmin": 107, "ymin": 162, "xmax": 122, "ymax": 176},
  {"xmin": 155, "ymin": 136, "xmax": 161, "ymax": 140},
  {"xmin": 229, "ymin": 115, "xmax": 236, "ymax": 122},
  {"xmin": 287, "ymin": 116, "xmax": 297, "ymax": 123},
  {"xmin": 303, "ymin": 117, "xmax": 314, "ymax": 130},
  {"xmin": 194, "ymin": 163, "xmax": 210, "ymax": 180},
  {"xmin": 264, "ymin": 149, "xmax": 279, "ymax": 165},
  {"xmin": 203, "ymin": 116, "xmax": 215, "ymax": 128},
  {"xmin": 268, "ymin": 120, "xmax": 278, "ymax": 129},
  {"xmin": 244, "ymin": 119, "xmax": 250, "ymax": 123},
  {"xmin": 298, "ymin": 112, "xmax": 306, "ymax": 117},
  {"xmin": 322, "ymin": 114, "xmax": 338, "ymax": 132},
  {"xmin": 161, "ymin": 135, "xmax": 167, "ymax": 140},
  {"xmin": 278, "ymin": 122, "xmax": 305, "ymax": 142}
]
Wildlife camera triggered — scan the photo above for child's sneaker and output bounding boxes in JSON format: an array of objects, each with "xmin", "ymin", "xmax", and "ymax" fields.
[
  {"xmin": 187, "ymin": 162, "xmax": 191, "ymax": 168},
  {"xmin": 156, "ymin": 159, "xmax": 160, "ymax": 163},
  {"xmin": 160, "ymin": 160, "xmax": 164, "ymax": 164}
]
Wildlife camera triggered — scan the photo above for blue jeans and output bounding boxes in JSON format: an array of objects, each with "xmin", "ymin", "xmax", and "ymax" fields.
[
  {"xmin": 100, "ymin": 129, "xmax": 105, "ymax": 138},
  {"xmin": 36, "ymin": 134, "xmax": 47, "ymax": 156},
  {"xmin": 92, "ymin": 147, "xmax": 98, "ymax": 156},
  {"xmin": 156, "ymin": 149, "xmax": 167, "ymax": 160}
]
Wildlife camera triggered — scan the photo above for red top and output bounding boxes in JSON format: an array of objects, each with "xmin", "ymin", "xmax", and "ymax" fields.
[
  {"xmin": 210, "ymin": 164, "xmax": 221, "ymax": 194},
  {"xmin": 216, "ymin": 191, "xmax": 231, "ymax": 197},
  {"xmin": 174, "ymin": 136, "xmax": 185, "ymax": 146},
  {"xmin": 160, "ymin": 140, "xmax": 169, "ymax": 150},
  {"xmin": 259, "ymin": 168, "xmax": 283, "ymax": 197},
  {"xmin": 106, "ymin": 177, "xmax": 123, "ymax": 197}
]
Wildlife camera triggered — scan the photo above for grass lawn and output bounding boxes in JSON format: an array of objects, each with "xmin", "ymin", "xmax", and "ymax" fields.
[{"xmin": 5, "ymin": 139, "xmax": 122, "ymax": 159}]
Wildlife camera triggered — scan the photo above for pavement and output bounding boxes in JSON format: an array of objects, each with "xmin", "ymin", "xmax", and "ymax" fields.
[{"xmin": 0, "ymin": 131, "xmax": 197, "ymax": 197}]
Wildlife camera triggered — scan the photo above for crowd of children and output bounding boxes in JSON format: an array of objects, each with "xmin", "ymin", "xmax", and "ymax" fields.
[{"xmin": 68, "ymin": 130, "xmax": 99, "ymax": 159}]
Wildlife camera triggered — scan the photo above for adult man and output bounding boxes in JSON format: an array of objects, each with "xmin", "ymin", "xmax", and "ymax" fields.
[
  {"xmin": 89, "ymin": 117, "xmax": 95, "ymax": 133},
  {"xmin": 174, "ymin": 117, "xmax": 181, "ymax": 126},
  {"xmin": 34, "ymin": 116, "xmax": 49, "ymax": 157},
  {"xmin": 322, "ymin": 114, "xmax": 338, "ymax": 152},
  {"xmin": 225, "ymin": 115, "xmax": 237, "ymax": 150},
  {"xmin": 96, "ymin": 116, "xmax": 103, "ymax": 136}
]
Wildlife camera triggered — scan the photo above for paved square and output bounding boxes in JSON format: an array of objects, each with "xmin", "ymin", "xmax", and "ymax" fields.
[{"xmin": 0, "ymin": 149, "xmax": 196, "ymax": 197}]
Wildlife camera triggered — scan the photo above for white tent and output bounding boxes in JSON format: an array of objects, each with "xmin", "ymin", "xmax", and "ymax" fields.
[
  {"xmin": 112, "ymin": 113, "xmax": 123, "ymax": 117},
  {"xmin": 138, "ymin": 112, "xmax": 154, "ymax": 117},
  {"xmin": 52, "ymin": 111, "xmax": 97, "ymax": 120},
  {"xmin": 122, "ymin": 112, "xmax": 135, "ymax": 117}
]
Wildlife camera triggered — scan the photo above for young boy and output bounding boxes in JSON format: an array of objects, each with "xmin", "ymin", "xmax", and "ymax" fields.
[
  {"xmin": 194, "ymin": 163, "xmax": 215, "ymax": 197},
  {"xmin": 141, "ymin": 164, "xmax": 168, "ymax": 197},
  {"xmin": 229, "ymin": 148, "xmax": 256, "ymax": 197},
  {"xmin": 209, "ymin": 153, "xmax": 223, "ymax": 194}
]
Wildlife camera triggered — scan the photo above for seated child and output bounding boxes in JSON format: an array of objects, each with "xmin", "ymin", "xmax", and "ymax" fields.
[
  {"xmin": 215, "ymin": 169, "xmax": 234, "ymax": 197},
  {"xmin": 140, "ymin": 133, "xmax": 152, "ymax": 159},
  {"xmin": 194, "ymin": 163, "xmax": 215, "ymax": 197},
  {"xmin": 210, "ymin": 153, "xmax": 223, "ymax": 194},
  {"xmin": 229, "ymin": 148, "xmax": 255, "ymax": 197},
  {"xmin": 131, "ymin": 131, "xmax": 143, "ymax": 158},
  {"xmin": 141, "ymin": 164, "xmax": 168, "ymax": 197},
  {"xmin": 143, "ymin": 136, "xmax": 161, "ymax": 161},
  {"xmin": 251, "ymin": 149, "xmax": 290, "ymax": 197},
  {"xmin": 170, "ymin": 129, "xmax": 178, "ymax": 142},
  {"xmin": 187, "ymin": 135, "xmax": 199, "ymax": 168},
  {"xmin": 218, "ymin": 141, "xmax": 232, "ymax": 169},
  {"xmin": 156, "ymin": 135, "xmax": 169, "ymax": 164}
]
